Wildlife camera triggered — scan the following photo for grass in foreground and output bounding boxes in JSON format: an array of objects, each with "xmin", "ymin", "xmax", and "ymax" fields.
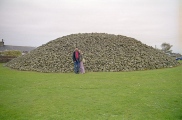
[{"xmin": 0, "ymin": 63, "xmax": 182, "ymax": 120}]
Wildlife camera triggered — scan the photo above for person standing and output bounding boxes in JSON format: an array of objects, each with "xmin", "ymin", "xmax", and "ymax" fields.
[
  {"xmin": 79, "ymin": 50, "xmax": 85, "ymax": 74},
  {"xmin": 72, "ymin": 48, "xmax": 80, "ymax": 74}
]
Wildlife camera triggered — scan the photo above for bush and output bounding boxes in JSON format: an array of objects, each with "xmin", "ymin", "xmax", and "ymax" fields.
[{"xmin": 0, "ymin": 50, "xmax": 22, "ymax": 57}]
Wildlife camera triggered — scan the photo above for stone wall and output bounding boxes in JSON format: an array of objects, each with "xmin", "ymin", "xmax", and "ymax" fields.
[{"xmin": 0, "ymin": 56, "xmax": 16, "ymax": 63}]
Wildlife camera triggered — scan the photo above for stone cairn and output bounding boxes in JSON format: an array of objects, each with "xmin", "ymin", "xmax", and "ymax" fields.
[{"xmin": 5, "ymin": 33, "xmax": 179, "ymax": 73}]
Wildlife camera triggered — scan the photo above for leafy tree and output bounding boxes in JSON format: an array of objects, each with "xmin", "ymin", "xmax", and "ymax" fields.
[{"xmin": 161, "ymin": 43, "xmax": 173, "ymax": 54}]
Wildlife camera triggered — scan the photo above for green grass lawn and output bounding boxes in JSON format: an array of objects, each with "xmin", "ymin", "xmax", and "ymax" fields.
[{"xmin": 0, "ymin": 63, "xmax": 182, "ymax": 120}]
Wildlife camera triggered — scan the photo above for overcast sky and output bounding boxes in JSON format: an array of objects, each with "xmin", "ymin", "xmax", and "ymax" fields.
[{"xmin": 0, "ymin": 0, "xmax": 181, "ymax": 53}]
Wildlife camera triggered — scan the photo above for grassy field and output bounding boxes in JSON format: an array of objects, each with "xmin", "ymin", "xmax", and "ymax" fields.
[{"xmin": 0, "ymin": 63, "xmax": 182, "ymax": 120}]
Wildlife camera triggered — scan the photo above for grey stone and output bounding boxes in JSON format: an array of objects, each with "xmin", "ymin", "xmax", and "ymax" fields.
[{"xmin": 5, "ymin": 33, "xmax": 180, "ymax": 73}]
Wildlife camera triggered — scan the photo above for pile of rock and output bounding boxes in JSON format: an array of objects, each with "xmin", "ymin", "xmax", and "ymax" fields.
[{"xmin": 5, "ymin": 33, "xmax": 179, "ymax": 72}]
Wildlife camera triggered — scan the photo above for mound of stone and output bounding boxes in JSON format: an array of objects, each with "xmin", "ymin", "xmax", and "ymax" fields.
[{"xmin": 5, "ymin": 33, "xmax": 179, "ymax": 72}]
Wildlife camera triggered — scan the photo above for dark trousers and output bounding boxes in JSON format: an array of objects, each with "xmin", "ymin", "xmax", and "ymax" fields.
[{"xmin": 74, "ymin": 61, "xmax": 80, "ymax": 74}]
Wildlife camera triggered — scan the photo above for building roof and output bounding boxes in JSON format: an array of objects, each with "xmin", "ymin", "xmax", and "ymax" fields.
[{"xmin": 0, "ymin": 45, "xmax": 36, "ymax": 52}]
